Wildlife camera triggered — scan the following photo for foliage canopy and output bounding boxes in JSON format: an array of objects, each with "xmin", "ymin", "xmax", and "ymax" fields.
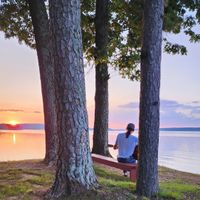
[{"xmin": 0, "ymin": 0, "xmax": 200, "ymax": 80}]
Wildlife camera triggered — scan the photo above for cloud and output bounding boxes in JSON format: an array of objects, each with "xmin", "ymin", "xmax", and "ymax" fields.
[
  {"xmin": 191, "ymin": 101, "xmax": 200, "ymax": 104},
  {"xmin": 0, "ymin": 109, "xmax": 42, "ymax": 114},
  {"xmin": 119, "ymin": 99, "xmax": 200, "ymax": 111},
  {"xmin": 119, "ymin": 102, "xmax": 139, "ymax": 109},
  {"xmin": 160, "ymin": 100, "xmax": 200, "ymax": 118},
  {"xmin": 0, "ymin": 109, "xmax": 24, "ymax": 112},
  {"xmin": 163, "ymin": 100, "xmax": 200, "ymax": 108},
  {"xmin": 118, "ymin": 99, "xmax": 200, "ymax": 127},
  {"xmin": 33, "ymin": 111, "xmax": 41, "ymax": 114}
]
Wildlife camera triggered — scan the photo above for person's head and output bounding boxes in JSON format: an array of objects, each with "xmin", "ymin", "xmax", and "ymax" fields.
[
  {"xmin": 126, "ymin": 123, "xmax": 135, "ymax": 138},
  {"xmin": 126, "ymin": 123, "xmax": 135, "ymax": 133}
]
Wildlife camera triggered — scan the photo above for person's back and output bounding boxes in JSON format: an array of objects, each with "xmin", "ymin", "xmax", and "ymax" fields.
[
  {"xmin": 115, "ymin": 133, "xmax": 138, "ymax": 159},
  {"xmin": 114, "ymin": 123, "xmax": 138, "ymax": 176},
  {"xmin": 114, "ymin": 123, "xmax": 138, "ymax": 164}
]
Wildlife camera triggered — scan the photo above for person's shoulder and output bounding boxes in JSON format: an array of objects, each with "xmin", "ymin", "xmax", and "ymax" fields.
[
  {"xmin": 130, "ymin": 135, "xmax": 138, "ymax": 140},
  {"xmin": 117, "ymin": 132, "xmax": 125, "ymax": 137},
  {"xmin": 129, "ymin": 134, "xmax": 137, "ymax": 137}
]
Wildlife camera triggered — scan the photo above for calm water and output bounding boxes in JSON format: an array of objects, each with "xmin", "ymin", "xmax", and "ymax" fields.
[{"xmin": 0, "ymin": 130, "xmax": 200, "ymax": 174}]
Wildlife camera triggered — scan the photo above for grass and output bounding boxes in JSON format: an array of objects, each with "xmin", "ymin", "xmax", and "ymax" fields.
[
  {"xmin": 0, "ymin": 161, "xmax": 199, "ymax": 199},
  {"xmin": 159, "ymin": 181, "xmax": 200, "ymax": 199},
  {"xmin": 0, "ymin": 181, "xmax": 32, "ymax": 199},
  {"xmin": 0, "ymin": 169, "xmax": 23, "ymax": 180}
]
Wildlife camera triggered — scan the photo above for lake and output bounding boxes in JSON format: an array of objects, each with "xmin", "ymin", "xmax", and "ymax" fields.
[{"xmin": 0, "ymin": 130, "xmax": 200, "ymax": 175}]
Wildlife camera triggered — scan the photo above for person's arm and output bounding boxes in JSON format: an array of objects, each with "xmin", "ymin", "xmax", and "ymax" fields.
[
  {"xmin": 136, "ymin": 136, "xmax": 138, "ymax": 145},
  {"xmin": 113, "ymin": 135, "xmax": 119, "ymax": 149},
  {"xmin": 133, "ymin": 137, "xmax": 139, "ymax": 160}
]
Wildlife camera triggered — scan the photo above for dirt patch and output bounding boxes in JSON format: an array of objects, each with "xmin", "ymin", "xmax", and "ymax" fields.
[
  {"xmin": 0, "ymin": 160, "xmax": 54, "ymax": 170},
  {"xmin": 159, "ymin": 166, "xmax": 200, "ymax": 185}
]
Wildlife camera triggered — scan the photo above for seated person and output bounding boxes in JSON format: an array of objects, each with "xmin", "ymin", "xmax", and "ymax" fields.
[{"xmin": 114, "ymin": 123, "xmax": 138, "ymax": 176}]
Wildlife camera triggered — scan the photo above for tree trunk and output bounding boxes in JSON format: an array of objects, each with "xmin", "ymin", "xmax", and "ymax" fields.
[
  {"xmin": 27, "ymin": 0, "xmax": 58, "ymax": 165},
  {"xmin": 48, "ymin": 0, "xmax": 97, "ymax": 198},
  {"xmin": 92, "ymin": 0, "xmax": 110, "ymax": 156},
  {"xmin": 136, "ymin": 0, "xmax": 164, "ymax": 198}
]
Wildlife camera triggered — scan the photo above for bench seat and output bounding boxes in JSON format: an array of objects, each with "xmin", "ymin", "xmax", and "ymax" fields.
[{"xmin": 92, "ymin": 153, "xmax": 137, "ymax": 181}]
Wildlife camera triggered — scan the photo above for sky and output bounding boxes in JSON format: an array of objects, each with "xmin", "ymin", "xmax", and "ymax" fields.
[{"xmin": 0, "ymin": 31, "xmax": 200, "ymax": 128}]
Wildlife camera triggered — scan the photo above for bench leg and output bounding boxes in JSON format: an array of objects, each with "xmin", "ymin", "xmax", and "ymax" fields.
[{"xmin": 130, "ymin": 169, "xmax": 137, "ymax": 181}]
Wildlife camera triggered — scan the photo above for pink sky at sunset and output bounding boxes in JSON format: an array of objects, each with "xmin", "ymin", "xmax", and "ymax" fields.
[{"xmin": 0, "ymin": 31, "xmax": 200, "ymax": 129}]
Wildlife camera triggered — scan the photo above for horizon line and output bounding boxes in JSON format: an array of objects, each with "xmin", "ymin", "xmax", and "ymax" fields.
[{"xmin": 0, "ymin": 123, "xmax": 200, "ymax": 130}]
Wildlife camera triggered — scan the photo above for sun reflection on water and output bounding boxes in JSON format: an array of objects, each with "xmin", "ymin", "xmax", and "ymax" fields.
[{"xmin": 12, "ymin": 133, "xmax": 16, "ymax": 144}]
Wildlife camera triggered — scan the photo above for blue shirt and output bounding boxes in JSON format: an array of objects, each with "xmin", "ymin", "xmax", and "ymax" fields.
[{"xmin": 115, "ymin": 133, "xmax": 138, "ymax": 158}]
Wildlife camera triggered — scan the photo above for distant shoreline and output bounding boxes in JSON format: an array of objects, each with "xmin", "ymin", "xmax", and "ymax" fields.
[{"xmin": 0, "ymin": 123, "xmax": 200, "ymax": 132}]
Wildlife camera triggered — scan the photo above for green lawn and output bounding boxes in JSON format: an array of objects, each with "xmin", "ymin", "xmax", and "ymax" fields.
[{"xmin": 0, "ymin": 160, "xmax": 199, "ymax": 199}]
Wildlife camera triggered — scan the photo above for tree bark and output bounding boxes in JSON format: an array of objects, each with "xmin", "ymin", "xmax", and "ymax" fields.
[
  {"xmin": 27, "ymin": 0, "xmax": 58, "ymax": 165},
  {"xmin": 136, "ymin": 0, "xmax": 164, "ymax": 197},
  {"xmin": 92, "ymin": 0, "xmax": 110, "ymax": 156},
  {"xmin": 48, "ymin": 0, "xmax": 97, "ymax": 198}
]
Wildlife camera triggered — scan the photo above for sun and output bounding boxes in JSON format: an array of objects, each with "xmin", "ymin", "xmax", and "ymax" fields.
[{"xmin": 9, "ymin": 120, "xmax": 18, "ymax": 126}]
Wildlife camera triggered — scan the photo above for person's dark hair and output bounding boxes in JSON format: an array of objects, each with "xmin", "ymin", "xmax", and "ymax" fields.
[
  {"xmin": 126, "ymin": 123, "xmax": 135, "ymax": 138},
  {"xmin": 126, "ymin": 131, "xmax": 131, "ymax": 138}
]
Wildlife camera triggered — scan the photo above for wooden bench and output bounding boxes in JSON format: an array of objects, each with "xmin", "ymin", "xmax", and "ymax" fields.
[{"xmin": 92, "ymin": 153, "xmax": 137, "ymax": 181}]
